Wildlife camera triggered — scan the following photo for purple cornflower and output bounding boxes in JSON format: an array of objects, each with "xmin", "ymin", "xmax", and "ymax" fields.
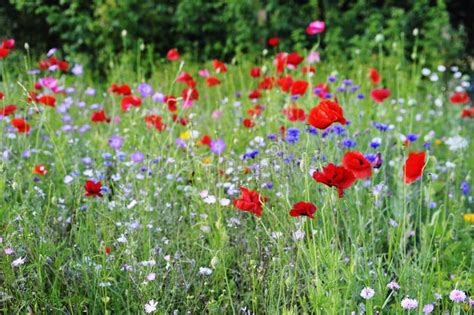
[
  {"xmin": 130, "ymin": 151, "xmax": 145, "ymax": 164},
  {"xmin": 327, "ymin": 75, "xmax": 337, "ymax": 83},
  {"xmin": 109, "ymin": 135, "xmax": 124, "ymax": 150},
  {"xmin": 357, "ymin": 93, "xmax": 365, "ymax": 99},
  {"xmin": 210, "ymin": 138, "xmax": 226, "ymax": 155},
  {"xmin": 138, "ymin": 83, "xmax": 154, "ymax": 98}
]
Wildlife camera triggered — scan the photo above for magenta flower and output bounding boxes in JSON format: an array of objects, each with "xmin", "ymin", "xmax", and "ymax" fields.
[{"xmin": 306, "ymin": 20, "xmax": 325, "ymax": 35}]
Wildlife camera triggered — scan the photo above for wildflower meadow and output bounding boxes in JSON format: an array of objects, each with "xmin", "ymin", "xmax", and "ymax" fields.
[{"xmin": 0, "ymin": 9, "xmax": 473, "ymax": 315}]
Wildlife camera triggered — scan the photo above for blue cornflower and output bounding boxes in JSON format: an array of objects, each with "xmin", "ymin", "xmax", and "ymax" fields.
[{"xmin": 342, "ymin": 139, "xmax": 357, "ymax": 148}]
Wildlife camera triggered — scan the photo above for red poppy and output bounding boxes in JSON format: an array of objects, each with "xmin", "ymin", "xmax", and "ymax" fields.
[
  {"xmin": 233, "ymin": 187, "xmax": 267, "ymax": 217},
  {"xmin": 289, "ymin": 201, "xmax": 317, "ymax": 218},
  {"xmin": 258, "ymin": 76, "xmax": 275, "ymax": 90},
  {"xmin": 308, "ymin": 99, "xmax": 347, "ymax": 129},
  {"xmin": 268, "ymin": 37, "xmax": 279, "ymax": 46},
  {"xmin": 342, "ymin": 151, "xmax": 372, "ymax": 179},
  {"xmin": 176, "ymin": 72, "xmax": 193, "ymax": 84},
  {"xmin": 283, "ymin": 105, "xmax": 306, "ymax": 121},
  {"xmin": 84, "ymin": 180, "xmax": 103, "ymax": 197},
  {"xmin": 291, "ymin": 80, "xmax": 308, "ymax": 96},
  {"xmin": 247, "ymin": 104, "xmax": 264, "ymax": 117},
  {"xmin": 369, "ymin": 68, "xmax": 381, "ymax": 84},
  {"xmin": 0, "ymin": 91, "xmax": 4, "ymax": 100},
  {"xmin": 314, "ymin": 83, "xmax": 329, "ymax": 98},
  {"xmin": 165, "ymin": 95, "xmax": 177, "ymax": 112},
  {"xmin": 450, "ymin": 91, "xmax": 470, "ymax": 105},
  {"xmin": 370, "ymin": 88, "xmax": 391, "ymax": 103},
  {"xmin": 120, "ymin": 95, "xmax": 142, "ymax": 111},
  {"xmin": 312, "ymin": 163, "xmax": 356, "ymax": 198},
  {"xmin": 91, "ymin": 110, "xmax": 111, "ymax": 123},
  {"xmin": 198, "ymin": 135, "xmax": 212, "ymax": 147},
  {"xmin": 250, "ymin": 67, "xmax": 261, "ymax": 78},
  {"xmin": 277, "ymin": 75, "xmax": 293, "ymax": 92},
  {"xmin": 286, "ymin": 52, "xmax": 304, "ymax": 68},
  {"xmin": 110, "ymin": 83, "xmax": 131, "ymax": 95},
  {"xmin": 166, "ymin": 48, "xmax": 180, "ymax": 61},
  {"xmin": 213, "ymin": 60, "xmax": 227, "ymax": 73},
  {"xmin": 403, "ymin": 151, "xmax": 426, "ymax": 184},
  {"xmin": 33, "ymin": 164, "xmax": 47, "ymax": 175},
  {"xmin": 182, "ymin": 87, "xmax": 199, "ymax": 101},
  {"xmin": 11, "ymin": 118, "xmax": 30, "ymax": 133},
  {"xmin": 38, "ymin": 95, "xmax": 56, "ymax": 107},
  {"xmin": 461, "ymin": 107, "xmax": 474, "ymax": 118},
  {"xmin": 144, "ymin": 115, "xmax": 166, "ymax": 131},
  {"xmin": 275, "ymin": 53, "xmax": 287, "ymax": 74},
  {"xmin": 0, "ymin": 48, "xmax": 9, "ymax": 58},
  {"xmin": 206, "ymin": 76, "xmax": 221, "ymax": 87},
  {"xmin": 1, "ymin": 39, "xmax": 15, "ymax": 49},
  {"xmin": 248, "ymin": 90, "xmax": 261, "ymax": 100},
  {"xmin": 105, "ymin": 246, "xmax": 111, "ymax": 254},
  {"xmin": 243, "ymin": 118, "xmax": 255, "ymax": 128},
  {"xmin": 0, "ymin": 104, "xmax": 17, "ymax": 116}
]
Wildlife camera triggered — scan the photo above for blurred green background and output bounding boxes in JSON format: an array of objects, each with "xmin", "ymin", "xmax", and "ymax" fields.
[{"xmin": 1, "ymin": 0, "xmax": 472, "ymax": 68}]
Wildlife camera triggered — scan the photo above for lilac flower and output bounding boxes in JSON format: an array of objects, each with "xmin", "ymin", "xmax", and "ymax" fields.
[
  {"xmin": 422, "ymin": 304, "xmax": 434, "ymax": 314},
  {"xmin": 401, "ymin": 298, "xmax": 418, "ymax": 310},
  {"xmin": 71, "ymin": 64, "xmax": 83, "ymax": 76},
  {"xmin": 109, "ymin": 135, "xmax": 124, "ymax": 150},
  {"xmin": 176, "ymin": 138, "xmax": 186, "ymax": 148},
  {"xmin": 210, "ymin": 138, "xmax": 226, "ymax": 155},
  {"xmin": 11, "ymin": 256, "xmax": 26, "ymax": 267},
  {"xmin": 360, "ymin": 287, "xmax": 375, "ymax": 299},
  {"xmin": 138, "ymin": 83, "xmax": 154, "ymax": 98},
  {"xmin": 47, "ymin": 48, "xmax": 57, "ymax": 57},
  {"xmin": 130, "ymin": 151, "xmax": 145, "ymax": 164},
  {"xmin": 449, "ymin": 289, "xmax": 466, "ymax": 303},
  {"xmin": 85, "ymin": 88, "xmax": 96, "ymax": 96}
]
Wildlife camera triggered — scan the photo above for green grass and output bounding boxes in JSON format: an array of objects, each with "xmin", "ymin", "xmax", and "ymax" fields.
[{"xmin": 0, "ymin": 45, "xmax": 472, "ymax": 314}]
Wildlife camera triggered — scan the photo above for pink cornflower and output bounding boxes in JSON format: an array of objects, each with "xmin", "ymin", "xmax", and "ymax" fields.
[
  {"xmin": 387, "ymin": 281, "xmax": 400, "ymax": 290},
  {"xmin": 401, "ymin": 297, "xmax": 418, "ymax": 310},
  {"xmin": 360, "ymin": 287, "xmax": 375, "ymax": 300},
  {"xmin": 449, "ymin": 289, "xmax": 466, "ymax": 303}
]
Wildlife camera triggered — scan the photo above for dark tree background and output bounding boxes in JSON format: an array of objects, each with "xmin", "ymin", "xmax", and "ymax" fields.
[{"xmin": 1, "ymin": 0, "xmax": 472, "ymax": 68}]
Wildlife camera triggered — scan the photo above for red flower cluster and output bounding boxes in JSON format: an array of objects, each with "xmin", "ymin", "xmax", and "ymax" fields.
[{"xmin": 38, "ymin": 56, "xmax": 69, "ymax": 72}]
